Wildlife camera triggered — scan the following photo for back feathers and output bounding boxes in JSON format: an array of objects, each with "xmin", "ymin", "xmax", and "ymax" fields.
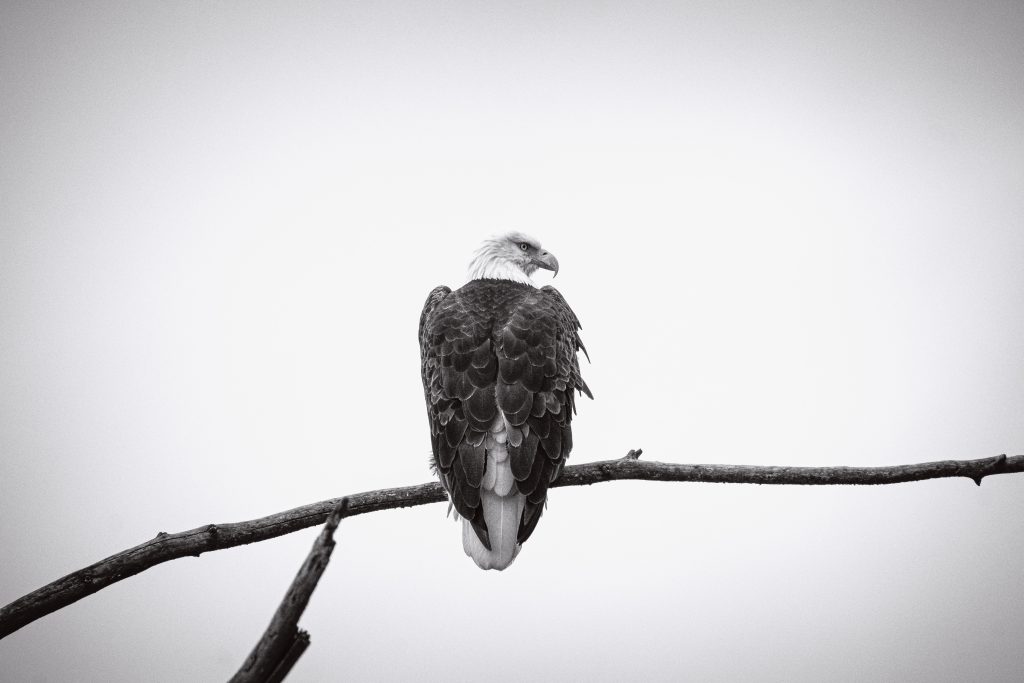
[{"xmin": 419, "ymin": 279, "xmax": 590, "ymax": 568}]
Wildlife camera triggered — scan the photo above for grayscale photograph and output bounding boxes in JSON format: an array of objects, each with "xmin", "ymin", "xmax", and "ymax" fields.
[{"xmin": 2, "ymin": 1, "xmax": 1022, "ymax": 681}]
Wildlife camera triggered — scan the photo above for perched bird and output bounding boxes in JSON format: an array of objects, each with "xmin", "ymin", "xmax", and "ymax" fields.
[{"xmin": 419, "ymin": 233, "xmax": 592, "ymax": 570}]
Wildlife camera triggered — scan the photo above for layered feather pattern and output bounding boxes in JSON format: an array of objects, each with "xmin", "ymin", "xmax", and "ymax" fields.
[{"xmin": 419, "ymin": 279, "xmax": 591, "ymax": 569}]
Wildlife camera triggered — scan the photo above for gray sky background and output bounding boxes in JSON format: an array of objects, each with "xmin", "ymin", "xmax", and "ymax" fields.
[{"xmin": 2, "ymin": 1, "xmax": 1023, "ymax": 681}]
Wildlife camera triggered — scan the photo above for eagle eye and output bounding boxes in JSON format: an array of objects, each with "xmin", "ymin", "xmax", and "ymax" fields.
[{"xmin": 519, "ymin": 242, "xmax": 529, "ymax": 251}]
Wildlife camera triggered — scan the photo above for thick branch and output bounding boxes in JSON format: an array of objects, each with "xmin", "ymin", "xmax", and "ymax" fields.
[
  {"xmin": 2, "ymin": 453, "xmax": 1021, "ymax": 640},
  {"xmin": 230, "ymin": 499, "xmax": 348, "ymax": 683}
]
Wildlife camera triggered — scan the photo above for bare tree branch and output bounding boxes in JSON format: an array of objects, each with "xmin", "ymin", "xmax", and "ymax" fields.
[
  {"xmin": 229, "ymin": 499, "xmax": 348, "ymax": 683},
  {"xmin": 2, "ymin": 453, "xmax": 1021, "ymax": 640}
]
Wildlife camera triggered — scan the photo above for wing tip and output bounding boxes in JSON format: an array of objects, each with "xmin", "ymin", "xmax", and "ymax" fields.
[{"xmin": 579, "ymin": 380, "xmax": 594, "ymax": 400}]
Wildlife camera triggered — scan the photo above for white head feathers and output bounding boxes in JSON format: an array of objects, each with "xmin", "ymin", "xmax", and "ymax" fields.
[{"xmin": 467, "ymin": 232, "xmax": 560, "ymax": 285}]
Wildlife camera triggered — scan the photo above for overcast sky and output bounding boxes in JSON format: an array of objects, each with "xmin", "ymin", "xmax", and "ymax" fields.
[{"xmin": 2, "ymin": 1, "xmax": 1023, "ymax": 681}]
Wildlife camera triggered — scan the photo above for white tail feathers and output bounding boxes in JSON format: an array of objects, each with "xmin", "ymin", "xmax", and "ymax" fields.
[
  {"xmin": 460, "ymin": 419, "xmax": 523, "ymax": 570},
  {"xmin": 462, "ymin": 489, "xmax": 524, "ymax": 570}
]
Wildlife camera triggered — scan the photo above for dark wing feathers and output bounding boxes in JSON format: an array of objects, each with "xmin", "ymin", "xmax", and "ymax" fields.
[
  {"xmin": 464, "ymin": 388, "xmax": 497, "ymax": 427},
  {"xmin": 508, "ymin": 432, "xmax": 537, "ymax": 481},
  {"xmin": 541, "ymin": 285, "xmax": 593, "ymax": 401},
  {"xmin": 458, "ymin": 442, "xmax": 486, "ymax": 488},
  {"xmin": 420, "ymin": 279, "xmax": 590, "ymax": 549},
  {"xmin": 541, "ymin": 423, "xmax": 562, "ymax": 462}
]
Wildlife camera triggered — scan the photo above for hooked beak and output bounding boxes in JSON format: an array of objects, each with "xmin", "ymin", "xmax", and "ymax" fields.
[{"xmin": 533, "ymin": 250, "xmax": 560, "ymax": 278}]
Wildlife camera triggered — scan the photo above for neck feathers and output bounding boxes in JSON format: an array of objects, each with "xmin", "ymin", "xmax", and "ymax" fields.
[{"xmin": 467, "ymin": 246, "xmax": 534, "ymax": 285}]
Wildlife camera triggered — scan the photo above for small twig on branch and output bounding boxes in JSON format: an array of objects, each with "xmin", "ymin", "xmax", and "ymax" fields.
[
  {"xmin": 230, "ymin": 498, "xmax": 348, "ymax": 683},
  {"xmin": 2, "ymin": 453, "xmax": 1021, "ymax": 640}
]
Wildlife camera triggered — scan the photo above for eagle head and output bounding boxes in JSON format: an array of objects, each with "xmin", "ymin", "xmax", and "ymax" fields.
[{"xmin": 467, "ymin": 232, "xmax": 560, "ymax": 284}]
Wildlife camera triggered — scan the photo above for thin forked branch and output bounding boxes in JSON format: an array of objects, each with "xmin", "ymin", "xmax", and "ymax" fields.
[
  {"xmin": 1, "ymin": 453, "xmax": 1021, "ymax": 640},
  {"xmin": 230, "ymin": 498, "xmax": 349, "ymax": 683}
]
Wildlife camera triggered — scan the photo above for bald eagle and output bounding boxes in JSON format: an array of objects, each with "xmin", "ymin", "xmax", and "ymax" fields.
[{"xmin": 419, "ymin": 233, "xmax": 592, "ymax": 570}]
